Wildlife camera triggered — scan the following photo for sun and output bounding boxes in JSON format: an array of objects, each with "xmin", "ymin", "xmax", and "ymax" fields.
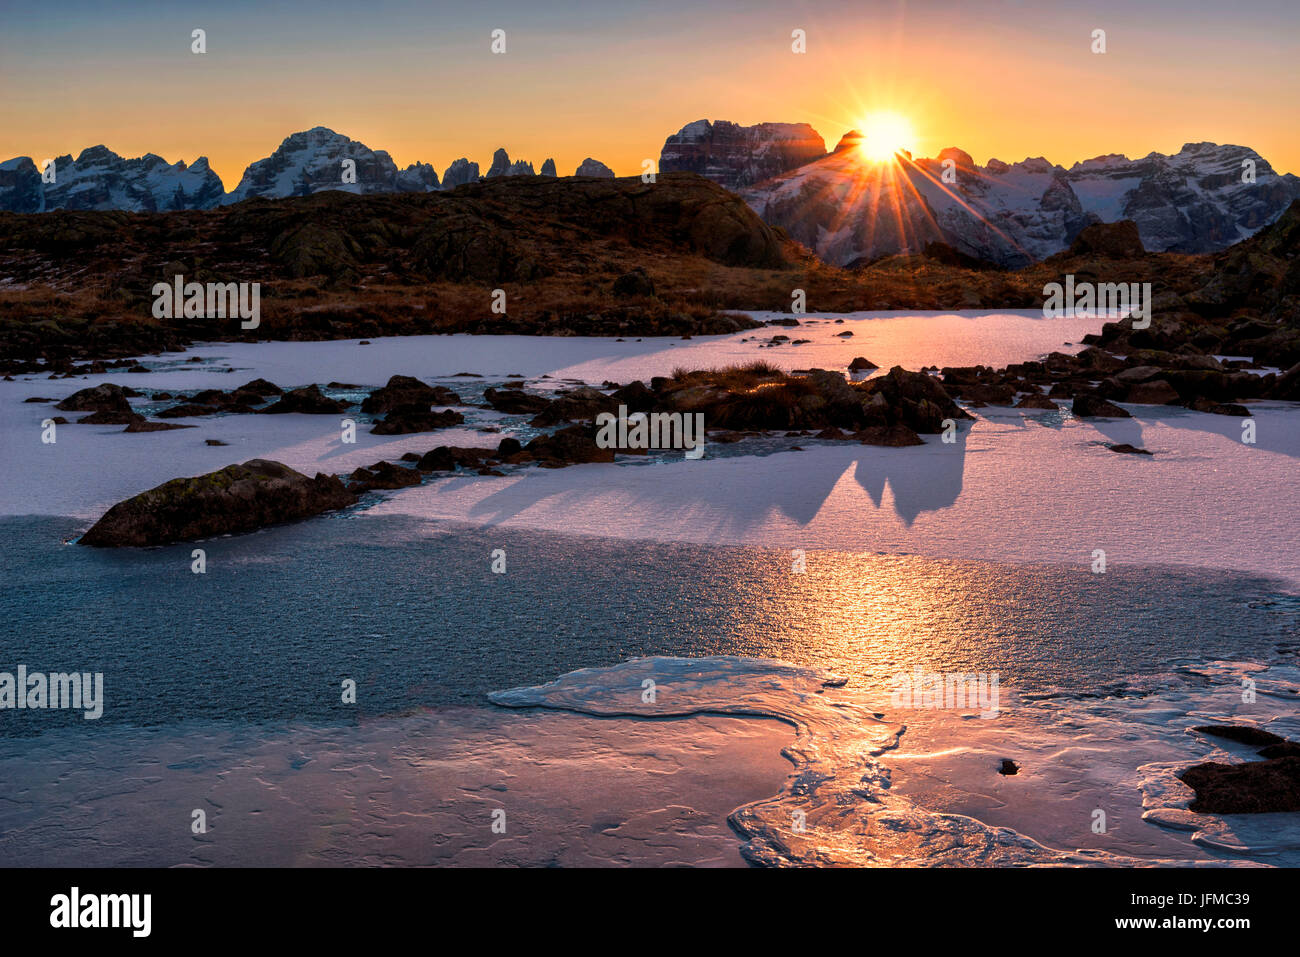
[{"xmin": 857, "ymin": 112, "xmax": 915, "ymax": 163}]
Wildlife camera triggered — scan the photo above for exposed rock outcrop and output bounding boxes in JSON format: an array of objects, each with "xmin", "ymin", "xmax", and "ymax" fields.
[
  {"xmin": 575, "ymin": 158, "xmax": 614, "ymax": 178},
  {"xmin": 660, "ymin": 120, "xmax": 826, "ymax": 190},
  {"xmin": 79, "ymin": 459, "xmax": 355, "ymax": 547},
  {"xmin": 360, "ymin": 375, "xmax": 461, "ymax": 414},
  {"xmin": 441, "ymin": 158, "xmax": 480, "ymax": 189}
]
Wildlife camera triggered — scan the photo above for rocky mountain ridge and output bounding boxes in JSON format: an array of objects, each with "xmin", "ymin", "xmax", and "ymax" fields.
[
  {"xmin": 0, "ymin": 127, "xmax": 617, "ymax": 213},
  {"xmin": 737, "ymin": 136, "xmax": 1300, "ymax": 267}
]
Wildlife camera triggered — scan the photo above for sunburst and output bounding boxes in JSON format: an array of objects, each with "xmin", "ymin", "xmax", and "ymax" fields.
[{"xmin": 856, "ymin": 112, "xmax": 915, "ymax": 163}]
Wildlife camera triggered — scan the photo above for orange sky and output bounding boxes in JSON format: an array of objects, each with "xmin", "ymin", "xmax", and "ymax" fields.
[{"xmin": 2, "ymin": 1, "xmax": 1295, "ymax": 187}]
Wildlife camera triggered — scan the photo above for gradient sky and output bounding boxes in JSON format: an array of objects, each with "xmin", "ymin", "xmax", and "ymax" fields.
[{"xmin": 2, "ymin": 0, "xmax": 1296, "ymax": 188}]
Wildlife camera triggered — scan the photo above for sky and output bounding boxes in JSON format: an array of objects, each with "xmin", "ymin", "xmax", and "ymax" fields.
[{"xmin": 1, "ymin": 0, "xmax": 1296, "ymax": 188}]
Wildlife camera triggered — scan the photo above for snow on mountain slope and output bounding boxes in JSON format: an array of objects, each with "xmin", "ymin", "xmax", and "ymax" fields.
[
  {"xmin": 221, "ymin": 127, "xmax": 439, "ymax": 203},
  {"xmin": 0, "ymin": 147, "xmax": 224, "ymax": 213},
  {"xmin": 1, "ymin": 127, "xmax": 619, "ymax": 210},
  {"xmin": 741, "ymin": 140, "xmax": 1300, "ymax": 266}
]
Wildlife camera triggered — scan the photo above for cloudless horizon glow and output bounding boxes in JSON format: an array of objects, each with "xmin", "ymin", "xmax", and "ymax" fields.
[{"xmin": 1, "ymin": 0, "xmax": 1296, "ymax": 187}]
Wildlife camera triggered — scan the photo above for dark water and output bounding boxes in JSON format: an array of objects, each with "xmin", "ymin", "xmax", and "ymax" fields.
[{"xmin": 2, "ymin": 514, "xmax": 1297, "ymax": 736}]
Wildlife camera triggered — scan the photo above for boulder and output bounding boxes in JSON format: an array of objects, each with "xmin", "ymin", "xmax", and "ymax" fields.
[
  {"xmin": 77, "ymin": 410, "xmax": 143, "ymax": 425},
  {"xmin": 608, "ymin": 380, "xmax": 656, "ymax": 413},
  {"xmin": 360, "ymin": 375, "xmax": 461, "ymax": 415},
  {"xmin": 123, "ymin": 419, "xmax": 195, "ymax": 432},
  {"xmin": 78, "ymin": 459, "xmax": 355, "ymax": 547},
  {"xmin": 417, "ymin": 446, "xmax": 492, "ymax": 472},
  {"xmin": 55, "ymin": 383, "xmax": 134, "ymax": 414},
  {"xmin": 347, "ymin": 460, "xmax": 424, "ymax": 493},
  {"xmin": 483, "ymin": 387, "xmax": 552, "ymax": 415},
  {"xmin": 853, "ymin": 424, "xmax": 924, "ymax": 446},
  {"xmin": 1183, "ymin": 396, "xmax": 1251, "ymax": 416},
  {"xmin": 1193, "ymin": 725, "xmax": 1286, "ymax": 747},
  {"xmin": 1071, "ymin": 394, "xmax": 1132, "ymax": 418},
  {"xmin": 612, "ymin": 267, "xmax": 656, "ymax": 299},
  {"xmin": 1014, "ymin": 393, "xmax": 1058, "ymax": 410},
  {"xmin": 529, "ymin": 386, "xmax": 616, "ymax": 426},
  {"xmin": 370, "ymin": 405, "xmax": 465, "ymax": 434},
  {"xmin": 1124, "ymin": 379, "xmax": 1179, "ymax": 405},
  {"xmin": 238, "ymin": 378, "xmax": 282, "ymax": 396},
  {"xmin": 862, "ymin": 367, "xmax": 972, "ymax": 432},
  {"xmin": 1114, "ymin": 365, "xmax": 1164, "ymax": 384},
  {"xmin": 953, "ymin": 382, "xmax": 1017, "ymax": 405},
  {"xmin": 524, "ymin": 426, "xmax": 615, "ymax": 466},
  {"xmin": 158, "ymin": 403, "xmax": 224, "ymax": 418},
  {"xmin": 259, "ymin": 384, "xmax": 349, "ymax": 414},
  {"xmin": 417, "ymin": 446, "xmax": 457, "ymax": 472}
]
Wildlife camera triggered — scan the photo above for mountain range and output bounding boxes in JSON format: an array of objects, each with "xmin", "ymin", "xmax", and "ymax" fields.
[
  {"xmin": 0, "ymin": 127, "xmax": 615, "ymax": 213},
  {"xmin": 4, "ymin": 122, "xmax": 1297, "ymax": 268},
  {"xmin": 658, "ymin": 121, "xmax": 1300, "ymax": 267}
]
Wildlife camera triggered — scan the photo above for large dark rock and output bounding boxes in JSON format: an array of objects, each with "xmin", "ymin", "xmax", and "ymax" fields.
[
  {"xmin": 238, "ymin": 378, "xmax": 282, "ymax": 396},
  {"xmin": 361, "ymin": 374, "xmax": 461, "ymax": 414},
  {"xmin": 524, "ymin": 426, "xmax": 614, "ymax": 466},
  {"xmin": 158, "ymin": 402, "xmax": 225, "ymax": 418},
  {"xmin": 1015, "ymin": 392, "xmax": 1059, "ymax": 410},
  {"xmin": 862, "ymin": 367, "xmax": 973, "ymax": 433},
  {"xmin": 77, "ymin": 410, "xmax": 143, "ymax": 425},
  {"xmin": 1124, "ymin": 379, "xmax": 1179, "ymax": 404},
  {"xmin": 416, "ymin": 446, "xmax": 492, "ymax": 472},
  {"xmin": 346, "ymin": 460, "xmax": 424, "ymax": 493},
  {"xmin": 483, "ymin": 387, "xmax": 552, "ymax": 415},
  {"xmin": 1193, "ymin": 725, "xmax": 1286, "ymax": 747},
  {"xmin": 608, "ymin": 380, "xmax": 656, "ymax": 413},
  {"xmin": 370, "ymin": 405, "xmax": 465, "ymax": 434},
  {"xmin": 1180, "ymin": 757, "xmax": 1300, "ymax": 814},
  {"xmin": 853, "ymin": 424, "xmax": 924, "ymax": 446},
  {"xmin": 258, "ymin": 384, "xmax": 349, "ymax": 414},
  {"xmin": 78, "ymin": 459, "xmax": 355, "ymax": 547},
  {"xmin": 123, "ymin": 419, "xmax": 194, "ymax": 432},
  {"xmin": 528, "ymin": 386, "xmax": 616, "ymax": 426},
  {"xmin": 612, "ymin": 267, "xmax": 656, "ymax": 299},
  {"xmin": 1071, "ymin": 394, "xmax": 1132, "ymax": 418},
  {"xmin": 55, "ymin": 383, "xmax": 134, "ymax": 413}
]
